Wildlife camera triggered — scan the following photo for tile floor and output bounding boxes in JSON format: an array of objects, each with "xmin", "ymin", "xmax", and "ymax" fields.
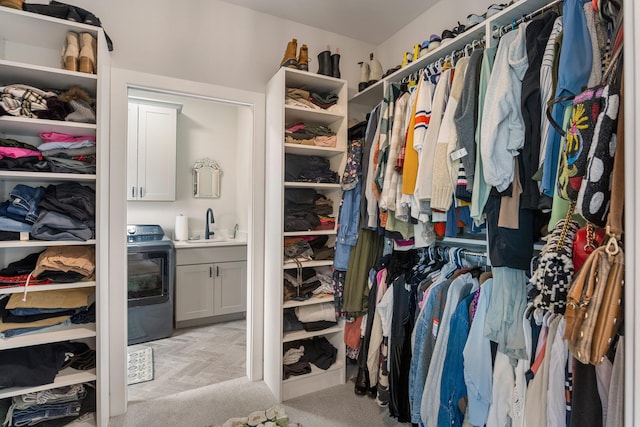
[{"xmin": 127, "ymin": 319, "xmax": 246, "ymax": 402}]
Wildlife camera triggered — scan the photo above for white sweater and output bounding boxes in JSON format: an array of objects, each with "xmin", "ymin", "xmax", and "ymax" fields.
[{"xmin": 414, "ymin": 68, "xmax": 452, "ymax": 203}]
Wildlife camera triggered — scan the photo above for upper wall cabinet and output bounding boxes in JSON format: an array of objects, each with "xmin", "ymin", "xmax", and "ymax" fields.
[{"xmin": 127, "ymin": 101, "xmax": 181, "ymax": 201}]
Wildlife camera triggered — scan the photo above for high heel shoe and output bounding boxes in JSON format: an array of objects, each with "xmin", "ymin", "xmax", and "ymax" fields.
[{"xmin": 62, "ymin": 31, "xmax": 79, "ymax": 72}]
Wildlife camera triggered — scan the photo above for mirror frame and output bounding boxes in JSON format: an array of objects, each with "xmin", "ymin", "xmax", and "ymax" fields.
[{"xmin": 193, "ymin": 157, "xmax": 222, "ymax": 198}]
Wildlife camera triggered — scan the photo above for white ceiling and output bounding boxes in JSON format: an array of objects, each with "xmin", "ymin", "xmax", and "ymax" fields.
[{"xmin": 218, "ymin": 0, "xmax": 441, "ymax": 44}]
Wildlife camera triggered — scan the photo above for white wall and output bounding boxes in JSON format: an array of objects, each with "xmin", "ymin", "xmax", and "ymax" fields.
[
  {"xmin": 127, "ymin": 90, "xmax": 247, "ymax": 239},
  {"xmin": 376, "ymin": 0, "xmax": 497, "ymax": 74},
  {"xmin": 46, "ymin": 0, "xmax": 376, "ymax": 95}
]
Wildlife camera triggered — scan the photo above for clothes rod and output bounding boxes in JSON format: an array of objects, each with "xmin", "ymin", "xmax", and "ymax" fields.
[{"xmin": 491, "ymin": 0, "xmax": 563, "ymax": 39}]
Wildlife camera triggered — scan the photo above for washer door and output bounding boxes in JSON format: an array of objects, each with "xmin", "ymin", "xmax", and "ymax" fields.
[{"xmin": 127, "ymin": 249, "xmax": 170, "ymax": 307}]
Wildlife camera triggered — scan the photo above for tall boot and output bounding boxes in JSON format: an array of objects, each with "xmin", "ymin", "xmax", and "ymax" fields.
[
  {"xmin": 280, "ymin": 38, "xmax": 298, "ymax": 69},
  {"xmin": 317, "ymin": 50, "xmax": 331, "ymax": 76},
  {"xmin": 331, "ymin": 49, "xmax": 341, "ymax": 78},
  {"xmin": 369, "ymin": 52, "xmax": 383, "ymax": 84},
  {"xmin": 62, "ymin": 31, "xmax": 79, "ymax": 72},
  {"xmin": 78, "ymin": 32, "xmax": 97, "ymax": 74},
  {"xmin": 297, "ymin": 44, "xmax": 308, "ymax": 71},
  {"xmin": 358, "ymin": 61, "xmax": 370, "ymax": 92}
]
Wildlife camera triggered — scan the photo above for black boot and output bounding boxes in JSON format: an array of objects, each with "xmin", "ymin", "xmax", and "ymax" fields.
[
  {"xmin": 354, "ymin": 367, "xmax": 370, "ymax": 395},
  {"xmin": 317, "ymin": 50, "xmax": 331, "ymax": 76},
  {"xmin": 331, "ymin": 53, "xmax": 341, "ymax": 78}
]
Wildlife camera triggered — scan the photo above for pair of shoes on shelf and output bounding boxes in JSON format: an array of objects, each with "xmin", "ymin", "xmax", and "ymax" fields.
[
  {"xmin": 357, "ymin": 53, "xmax": 382, "ymax": 91},
  {"xmin": 280, "ymin": 38, "xmax": 309, "ymax": 71},
  {"xmin": 280, "ymin": 39, "xmax": 322, "ymax": 73},
  {"xmin": 418, "ymin": 34, "xmax": 443, "ymax": 59},
  {"xmin": 62, "ymin": 31, "xmax": 97, "ymax": 73},
  {"xmin": 317, "ymin": 45, "xmax": 341, "ymax": 78}
]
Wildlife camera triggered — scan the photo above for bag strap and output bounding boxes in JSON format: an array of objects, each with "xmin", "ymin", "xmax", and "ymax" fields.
[{"xmin": 606, "ymin": 73, "xmax": 624, "ymax": 256}]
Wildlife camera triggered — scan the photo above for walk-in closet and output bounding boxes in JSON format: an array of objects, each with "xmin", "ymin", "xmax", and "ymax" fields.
[{"xmin": 0, "ymin": 0, "xmax": 636, "ymax": 426}]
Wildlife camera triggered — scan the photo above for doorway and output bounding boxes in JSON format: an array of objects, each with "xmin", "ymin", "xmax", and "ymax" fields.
[
  {"xmin": 108, "ymin": 68, "xmax": 266, "ymax": 416},
  {"xmin": 125, "ymin": 86, "xmax": 250, "ymax": 402}
]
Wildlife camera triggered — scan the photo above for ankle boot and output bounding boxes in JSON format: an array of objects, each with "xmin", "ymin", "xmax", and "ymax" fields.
[
  {"xmin": 62, "ymin": 31, "xmax": 80, "ymax": 72},
  {"xmin": 358, "ymin": 61, "xmax": 370, "ymax": 92},
  {"xmin": 297, "ymin": 44, "xmax": 308, "ymax": 71},
  {"xmin": 78, "ymin": 32, "xmax": 97, "ymax": 74},
  {"xmin": 317, "ymin": 50, "xmax": 331, "ymax": 76},
  {"xmin": 280, "ymin": 38, "xmax": 298, "ymax": 69},
  {"xmin": 0, "ymin": 0, "xmax": 23, "ymax": 9},
  {"xmin": 369, "ymin": 53, "xmax": 383, "ymax": 83},
  {"xmin": 331, "ymin": 51, "xmax": 341, "ymax": 78}
]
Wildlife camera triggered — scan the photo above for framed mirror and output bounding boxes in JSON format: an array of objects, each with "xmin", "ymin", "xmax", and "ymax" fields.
[{"xmin": 193, "ymin": 158, "xmax": 222, "ymax": 198}]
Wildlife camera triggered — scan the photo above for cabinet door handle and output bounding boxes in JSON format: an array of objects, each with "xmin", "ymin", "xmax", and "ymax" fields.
[
  {"xmin": 139, "ymin": 187, "xmax": 144, "ymax": 198},
  {"xmin": 209, "ymin": 266, "xmax": 213, "ymax": 278},
  {"xmin": 131, "ymin": 187, "xmax": 136, "ymax": 198},
  {"xmin": 216, "ymin": 266, "xmax": 220, "ymax": 277}
]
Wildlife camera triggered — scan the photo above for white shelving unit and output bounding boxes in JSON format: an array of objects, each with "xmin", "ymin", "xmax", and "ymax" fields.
[
  {"xmin": 0, "ymin": 6, "xmax": 109, "ymax": 425},
  {"xmin": 265, "ymin": 67, "xmax": 347, "ymax": 401}
]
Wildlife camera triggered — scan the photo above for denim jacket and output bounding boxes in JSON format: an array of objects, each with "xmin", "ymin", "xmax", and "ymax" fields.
[
  {"xmin": 438, "ymin": 292, "xmax": 476, "ymax": 427},
  {"xmin": 334, "ymin": 181, "xmax": 361, "ymax": 271}
]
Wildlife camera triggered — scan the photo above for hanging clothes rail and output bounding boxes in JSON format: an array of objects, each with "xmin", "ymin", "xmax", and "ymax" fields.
[{"xmin": 491, "ymin": 0, "xmax": 563, "ymax": 39}]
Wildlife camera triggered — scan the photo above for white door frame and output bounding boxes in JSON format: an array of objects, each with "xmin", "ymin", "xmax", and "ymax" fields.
[{"xmin": 108, "ymin": 68, "xmax": 265, "ymax": 416}]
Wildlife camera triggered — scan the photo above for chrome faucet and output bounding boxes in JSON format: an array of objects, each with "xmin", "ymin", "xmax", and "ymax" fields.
[{"xmin": 205, "ymin": 208, "xmax": 215, "ymax": 239}]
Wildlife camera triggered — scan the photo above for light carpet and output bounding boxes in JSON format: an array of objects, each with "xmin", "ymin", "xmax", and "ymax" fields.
[{"xmin": 110, "ymin": 367, "xmax": 405, "ymax": 427}]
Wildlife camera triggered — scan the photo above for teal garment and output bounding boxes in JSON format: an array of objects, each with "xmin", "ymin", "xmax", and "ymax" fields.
[
  {"xmin": 470, "ymin": 47, "xmax": 497, "ymax": 222},
  {"xmin": 342, "ymin": 229, "xmax": 385, "ymax": 316},
  {"xmin": 548, "ymin": 107, "xmax": 587, "ymax": 230}
]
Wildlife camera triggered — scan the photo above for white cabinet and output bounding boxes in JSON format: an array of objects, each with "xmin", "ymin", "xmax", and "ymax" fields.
[
  {"xmin": 127, "ymin": 102, "xmax": 180, "ymax": 201},
  {"xmin": 214, "ymin": 261, "xmax": 247, "ymax": 316},
  {"xmin": 0, "ymin": 6, "xmax": 109, "ymax": 426},
  {"xmin": 264, "ymin": 67, "xmax": 347, "ymax": 401},
  {"xmin": 175, "ymin": 245, "xmax": 247, "ymax": 327},
  {"xmin": 176, "ymin": 263, "xmax": 215, "ymax": 321}
]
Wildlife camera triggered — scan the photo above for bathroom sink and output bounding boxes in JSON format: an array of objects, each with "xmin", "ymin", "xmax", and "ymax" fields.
[{"xmin": 183, "ymin": 238, "xmax": 232, "ymax": 244}]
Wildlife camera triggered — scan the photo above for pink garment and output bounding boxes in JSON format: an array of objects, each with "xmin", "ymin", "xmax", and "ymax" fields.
[
  {"xmin": 314, "ymin": 135, "xmax": 337, "ymax": 147},
  {"xmin": 0, "ymin": 147, "xmax": 40, "ymax": 158},
  {"xmin": 40, "ymin": 132, "xmax": 96, "ymax": 143}
]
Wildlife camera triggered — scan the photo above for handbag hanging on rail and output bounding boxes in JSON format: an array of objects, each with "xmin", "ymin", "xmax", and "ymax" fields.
[{"xmin": 564, "ymin": 69, "xmax": 625, "ymax": 365}]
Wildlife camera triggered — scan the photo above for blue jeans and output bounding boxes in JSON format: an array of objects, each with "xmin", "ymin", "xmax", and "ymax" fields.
[
  {"xmin": 12, "ymin": 400, "xmax": 82, "ymax": 426},
  {"xmin": 9, "ymin": 184, "xmax": 46, "ymax": 224},
  {"xmin": 0, "ymin": 215, "xmax": 32, "ymax": 232}
]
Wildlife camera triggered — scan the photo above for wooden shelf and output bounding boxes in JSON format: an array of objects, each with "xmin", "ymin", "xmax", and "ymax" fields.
[
  {"xmin": 284, "ymin": 68, "xmax": 345, "ymax": 92},
  {"xmin": 0, "ymin": 324, "xmax": 96, "ymax": 350},
  {"xmin": 0, "ymin": 281, "xmax": 95, "ymax": 295},
  {"xmin": 0, "ymin": 239, "xmax": 96, "ymax": 249},
  {"xmin": 284, "ymin": 182, "xmax": 341, "ymax": 189},
  {"xmin": 282, "ymin": 324, "xmax": 343, "ymax": 343},
  {"xmin": 0, "ymin": 116, "xmax": 96, "ymax": 138},
  {"xmin": 0, "ymin": 59, "xmax": 97, "ymax": 96},
  {"xmin": 0, "ymin": 367, "xmax": 96, "ymax": 399},
  {"xmin": 283, "ymin": 359, "xmax": 344, "ymax": 383},
  {"xmin": 284, "ymin": 230, "xmax": 336, "ymax": 237},
  {"xmin": 0, "ymin": 170, "xmax": 96, "ymax": 182},
  {"xmin": 283, "ymin": 259, "xmax": 334, "ymax": 269},
  {"xmin": 284, "ymin": 105, "xmax": 344, "ymax": 125},
  {"xmin": 283, "ymin": 294, "xmax": 334, "ymax": 309},
  {"xmin": 284, "ymin": 143, "xmax": 345, "ymax": 157}
]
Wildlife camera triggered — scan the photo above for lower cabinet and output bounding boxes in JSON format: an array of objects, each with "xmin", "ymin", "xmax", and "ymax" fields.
[{"xmin": 175, "ymin": 245, "xmax": 247, "ymax": 327}]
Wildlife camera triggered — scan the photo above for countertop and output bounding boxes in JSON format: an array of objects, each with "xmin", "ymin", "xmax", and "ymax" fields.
[{"xmin": 173, "ymin": 238, "xmax": 248, "ymax": 249}]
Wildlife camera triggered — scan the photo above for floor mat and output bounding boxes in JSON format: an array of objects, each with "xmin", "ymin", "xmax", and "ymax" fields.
[{"xmin": 128, "ymin": 347, "xmax": 154, "ymax": 385}]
